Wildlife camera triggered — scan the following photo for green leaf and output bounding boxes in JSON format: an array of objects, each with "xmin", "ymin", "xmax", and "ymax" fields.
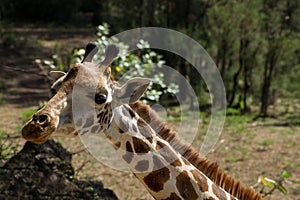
[
  {"xmin": 267, "ymin": 181, "xmax": 275, "ymax": 187},
  {"xmin": 278, "ymin": 185, "xmax": 288, "ymax": 195},
  {"xmin": 282, "ymin": 171, "xmax": 291, "ymax": 178}
]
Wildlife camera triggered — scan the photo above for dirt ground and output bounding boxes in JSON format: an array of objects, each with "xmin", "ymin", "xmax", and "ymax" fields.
[{"xmin": 0, "ymin": 29, "xmax": 299, "ymax": 200}]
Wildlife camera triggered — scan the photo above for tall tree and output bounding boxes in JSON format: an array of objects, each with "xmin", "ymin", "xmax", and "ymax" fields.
[
  {"xmin": 259, "ymin": 0, "xmax": 299, "ymax": 117},
  {"xmin": 205, "ymin": 0, "xmax": 261, "ymax": 110}
]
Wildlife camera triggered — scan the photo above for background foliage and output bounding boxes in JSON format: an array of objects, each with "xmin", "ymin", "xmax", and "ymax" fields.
[{"xmin": 1, "ymin": 0, "xmax": 299, "ymax": 115}]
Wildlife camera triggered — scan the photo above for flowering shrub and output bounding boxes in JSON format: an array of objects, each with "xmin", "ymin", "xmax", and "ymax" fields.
[{"xmin": 76, "ymin": 23, "xmax": 179, "ymax": 102}]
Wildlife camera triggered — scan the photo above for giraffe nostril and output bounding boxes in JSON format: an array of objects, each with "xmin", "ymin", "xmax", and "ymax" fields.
[
  {"xmin": 32, "ymin": 115, "xmax": 38, "ymax": 122},
  {"xmin": 38, "ymin": 115, "xmax": 48, "ymax": 124}
]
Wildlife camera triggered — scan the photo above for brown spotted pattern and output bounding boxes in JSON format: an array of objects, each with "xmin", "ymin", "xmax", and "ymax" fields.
[
  {"xmin": 122, "ymin": 141, "xmax": 134, "ymax": 163},
  {"xmin": 156, "ymin": 141, "xmax": 182, "ymax": 167},
  {"xmin": 114, "ymin": 141, "xmax": 121, "ymax": 149},
  {"xmin": 212, "ymin": 183, "xmax": 227, "ymax": 200},
  {"xmin": 137, "ymin": 118, "xmax": 153, "ymax": 143},
  {"xmin": 191, "ymin": 169, "xmax": 209, "ymax": 192},
  {"xmin": 128, "ymin": 108, "xmax": 136, "ymax": 118},
  {"xmin": 143, "ymin": 166, "xmax": 170, "ymax": 192},
  {"xmin": 91, "ymin": 125, "xmax": 99, "ymax": 133},
  {"xmin": 116, "ymin": 117, "xmax": 129, "ymax": 133},
  {"xmin": 152, "ymin": 155, "xmax": 166, "ymax": 170},
  {"xmin": 134, "ymin": 160, "xmax": 149, "ymax": 172},
  {"xmin": 176, "ymin": 170, "xmax": 199, "ymax": 200},
  {"xmin": 130, "ymin": 101, "xmax": 262, "ymax": 200},
  {"xmin": 132, "ymin": 137, "xmax": 151, "ymax": 154}
]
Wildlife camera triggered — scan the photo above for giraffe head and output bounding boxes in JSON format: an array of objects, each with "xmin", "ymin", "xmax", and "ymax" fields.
[{"xmin": 22, "ymin": 43, "xmax": 150, "ymax": 144}]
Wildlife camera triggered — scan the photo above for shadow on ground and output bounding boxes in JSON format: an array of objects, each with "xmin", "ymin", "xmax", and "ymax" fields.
[{"xmin": 0, "ymin": 140, "xmax": 118, "ymax": 200}]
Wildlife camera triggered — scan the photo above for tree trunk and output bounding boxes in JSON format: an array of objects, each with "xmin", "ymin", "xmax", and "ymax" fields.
[
  {"xmin": 242, "ymin": 42, "xmax": 258, "ymax": 113},
  {"xmin": 228, "ymin": 64, "xmax": 242, "ymax": 107},
  {"xmin": 228, "ymin": 38, "xmax": 249, "ymax": 108},
  {"xmin": 260, "ymin": 44, "xmax": 278, "ymax": 117},
  {"xmin": 184, "ymin": 0, "xmax": 190, "ymax": 29},
  {"xmin": 243, "ymin": 63, "xmax": 250, "ymax": 112}
]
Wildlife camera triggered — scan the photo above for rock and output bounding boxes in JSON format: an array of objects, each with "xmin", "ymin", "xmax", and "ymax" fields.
[{"xmin": 0, "ymin": 140, "xmax": 118, "ymax": 200}]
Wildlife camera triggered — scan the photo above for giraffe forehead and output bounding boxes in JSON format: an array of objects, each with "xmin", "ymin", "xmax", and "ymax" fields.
[
  {"xmin": 72, "ymin": 62, "xmax": 111, "ymax": 89},
  {"xmin": 97, "ymin": 76, "xmax": 109, "ymax": 88},
  {"xmin": 76, "ymin": 75, "xmax": 107, "ymax": 90}
]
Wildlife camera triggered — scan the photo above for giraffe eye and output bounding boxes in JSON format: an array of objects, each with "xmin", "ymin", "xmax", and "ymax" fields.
[{"xmin": 95, "ymin": 93, "xmax": 107, "ymax": 104}]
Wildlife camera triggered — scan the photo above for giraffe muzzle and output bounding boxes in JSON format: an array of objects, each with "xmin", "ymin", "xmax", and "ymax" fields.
[{"xmin": 22, "ymin": 113, "xmax": 55, "ymax": 144}]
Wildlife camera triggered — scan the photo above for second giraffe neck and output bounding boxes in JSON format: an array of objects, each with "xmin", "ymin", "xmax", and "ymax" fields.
[{"xmin": 104, "ymin": 105, "xmax": 237, "ymax": 200}]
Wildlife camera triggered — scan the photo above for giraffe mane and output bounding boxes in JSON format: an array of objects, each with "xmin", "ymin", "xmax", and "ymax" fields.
[{"xmin": 129, "ymin": 101, "xmax": 262, "ymax": 200}]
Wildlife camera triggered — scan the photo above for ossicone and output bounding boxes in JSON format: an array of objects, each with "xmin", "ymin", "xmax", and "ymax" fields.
[
  {"xmin": 100, "ymin": 44, "xmax": 119, "ymax": 66},
  {"xmin": 82, "ymin": 42, "xmax": 99, "ymax": 63}
]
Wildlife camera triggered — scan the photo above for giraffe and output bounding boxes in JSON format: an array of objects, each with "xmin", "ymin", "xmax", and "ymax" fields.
[{"xmin": 22, "ymin": 43, "xmax": 262, "ymax": 200}]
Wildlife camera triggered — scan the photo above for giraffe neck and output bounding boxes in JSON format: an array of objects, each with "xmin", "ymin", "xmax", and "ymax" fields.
[
  {"xmin": 103, "ymin": 105, "xmax": 237, "ymax": 200},
  {"xmin": 130, "ymin": 101, "xmax": 262, "ymax": 200}
]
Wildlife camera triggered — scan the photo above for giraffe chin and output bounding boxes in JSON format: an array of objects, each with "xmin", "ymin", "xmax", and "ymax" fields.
[
  {"xmin": 21, "ymin": 132, "xmax": 50, "ymax": 144},
  {"xmin": 26, "ymin": 137, "xmax": 49, "ymax": 144}
]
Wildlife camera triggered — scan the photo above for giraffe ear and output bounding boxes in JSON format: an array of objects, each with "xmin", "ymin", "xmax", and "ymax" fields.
[{"xmin": 116, "ymin": 78, "xmax": 151, "ymax": 105}]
